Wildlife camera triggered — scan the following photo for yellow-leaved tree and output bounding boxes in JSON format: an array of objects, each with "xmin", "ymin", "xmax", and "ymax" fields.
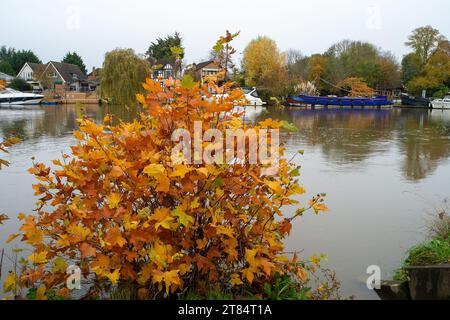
[
  {"xmin": 6, "ymin": 32, "xmax": 327, "ymax": 300},
  {"xmin": 242, "ymin": 36, "xmax": 288, "ymax": 97}
]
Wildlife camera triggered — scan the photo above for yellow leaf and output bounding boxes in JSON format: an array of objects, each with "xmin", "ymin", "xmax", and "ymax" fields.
[
  {"xmin": 28, "ymin": 251, "xmax": 48, "ymax": 264},
  {"xmin": 107, "ymin": 192, "xmax": 121, "ymax": 209},
  {"xmin": 153, "ymin": 208, "xmax": 175, "ymax": 230},
  {"xmin": 2, "ymin": 272, "xmax": 17, "ymax": 293},
  {"xmin": 36, "ymin": 286, "xmax": 47, "ymax": 300},
  {"xmin": 171, "ymin": 207, "xmax": 194, "ymax": 227},
  {"xmin": 52, "ymin": 257, "xmax": 67, "ymax": 273},
  {"xmin": 163, "ymin": 269, "xmax": 180, "ymax": 294},
  {"xmin": 170, "ymin": 164, "xmax": 191, "ymax": 178},
  {"xmin": 143, "ymin": 164, "xmax": 165, "ymax": 176},
  {"xmin": 106, "ymin": 269, "xmax": 120, "ymax": 285},
  {"xmin": 264, "ymin": 179, "xmax": 283, "ymax": 194},
  {"xmin": 230, "ymin": 273, "xmax": 243, "ymax": 286},
  {"xmin": 190, "ymin": 197, "xmax": 200, "ymax": 210},
  {"xmin": 5, "ymin": 233, "xmax": 20, "ymax": 243}
]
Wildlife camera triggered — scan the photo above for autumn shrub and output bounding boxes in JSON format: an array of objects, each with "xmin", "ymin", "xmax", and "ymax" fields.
[{"xmin": 5, "ymin": 33, "xmax": 327, "ymax": 300}]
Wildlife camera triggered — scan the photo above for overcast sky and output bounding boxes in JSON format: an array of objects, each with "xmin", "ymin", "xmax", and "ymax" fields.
[{"xmin": 1, "ymin": 0, "xmax": 449, "ymax": 71}]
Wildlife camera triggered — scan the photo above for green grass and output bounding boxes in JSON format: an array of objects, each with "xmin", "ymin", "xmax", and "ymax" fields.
[{"xmin": 394, "ymin": 236, "xmax": 450, "ymax": 281}]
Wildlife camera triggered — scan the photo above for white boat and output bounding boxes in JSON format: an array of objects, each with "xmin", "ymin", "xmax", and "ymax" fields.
[
  {"xmin": 431, "ymin": 93, "xmax": 450, "ymax": 109},
  {"xmin": 205, "ymin": 87, "xmax": 266, "ymax": 107},
  {"xmin": 0, "ymin": 88, "xmax": 44, "ymax": 106},
  {"xmin": 242, "ymin": 87, "xmax": 265, "ymax": 106}
]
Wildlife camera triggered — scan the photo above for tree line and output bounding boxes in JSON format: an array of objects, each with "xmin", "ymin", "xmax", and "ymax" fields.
[{"xmin": 2, "ymin": 26, "xmax": 449, "ymax": 101}]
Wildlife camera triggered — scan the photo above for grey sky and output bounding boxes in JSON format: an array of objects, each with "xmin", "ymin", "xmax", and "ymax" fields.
[{"xmin": 1, "ymin": 0, "xmax": 449, "ymax": 71}]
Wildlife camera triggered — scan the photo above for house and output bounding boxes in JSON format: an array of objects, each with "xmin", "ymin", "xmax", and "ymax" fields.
[
  {"xmin": 87, "ymin": 67, "xmax": 102, "ymax": 91},
  {"xmin": 191, "ymin": 60, "xmax": 220, "ymax": 82},
  {"xmin": 16, "ymin": 62, "xmax": 46, "ymax": 90},
  {"xmin": 40, "ymin": 61, "xmax": 88, "ymax": 91},
  {"xmin": 151, "ymin": 58, "xmax": 181, "ymax": 80},
  {"xmin": 0, "ymin": 71, "xmax": 14, "ymax": 83},
  {"xmin": 17, "ymin": 61, "xmax": 89, "ymax": 92}
]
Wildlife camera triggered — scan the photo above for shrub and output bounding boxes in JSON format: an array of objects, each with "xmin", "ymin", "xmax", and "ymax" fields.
[
  {"xmin": 8, "ymin": 78, "xmax": 32, "ymax": 92},
  {"xmin": 6, "ymin": 33, "xmax": 327, "ymax": 299}
]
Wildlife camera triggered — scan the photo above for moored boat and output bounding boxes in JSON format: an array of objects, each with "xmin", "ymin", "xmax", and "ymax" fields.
[
  {"xmin": 400, "ymin": 93, "xmax": 430, "ymax": 108},
  {"xmin": 286, "ymin": 94, "xmax": 393, "ymax": 107},
  {"xmin": 0, "ymin": 88, "xmax": 44, "ymax": 106},
  {"xmin": 430, "ymin": 93, "xmax": 450, "ymax": 109}
]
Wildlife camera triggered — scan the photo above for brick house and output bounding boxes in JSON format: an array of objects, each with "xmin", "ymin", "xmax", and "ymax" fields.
[{"xmin": 190, "ymin": 60, "xmax": 220, "ymax": 82}]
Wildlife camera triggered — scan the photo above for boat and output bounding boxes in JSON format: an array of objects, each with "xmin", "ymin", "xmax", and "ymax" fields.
[
  {"xmin": 205, "ymin": 87, "xmax": 266, "ymax": 106},
  {"xmin": 41, "ymin": 101, "xmax": 60, "ymax": 106},
  {"xmin": 242, "ymin": 87, "xmax": 265, "ymax": 106},
  {"xmin": 286, "ymin": 94, "xmax": 393, "ymax": 107},
  {"xmin": 400, "ymin": 93, "xmax": 430, "ymax": 107},
  {"xmin": 0, "ymin": 88, "xmax": 44, "ymax": 106},
  {"xmin": 430, "ymin": 93, "xmax": 450, "ymax": 109}
]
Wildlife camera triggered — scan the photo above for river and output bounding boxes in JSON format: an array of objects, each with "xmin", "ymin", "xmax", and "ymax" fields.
[{"xmin": 1, "ymin": 104, "xmax": 449, "ymax": 299}]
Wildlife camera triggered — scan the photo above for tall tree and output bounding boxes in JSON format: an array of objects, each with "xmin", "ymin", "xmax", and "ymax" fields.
[
  {"xmin": 0, "ymin": 60, "xmax": 15, "ymax": 76},
  {"xmin": 242, "ymin": 36, "xmax": 287, "ymax": 96},
  {"xmin": 403, "ymin": 26, "xmax": 450, "ymax": 96},
  {"xmin": 62, "ymin": 51, "xmax": 87, "ymax": 74},
  {"xmin": 286, "ymin": 49, "xmax": 309, "ymax": 80},
  {"xmin": 99, "ymin": 48, "xmax": 151, "ymax": 106},
  {"xmin": 401, "ymin": 52, "xmax": 423, "ymax": 84},
  {"xmin": 8, "ymin": 49, "xmax": 41, "ymax": 74},
  {"xmin": 146, "ymin": 32, "xmax": 184, "ymax": 62},
  {"xmin": 405, "ymin": 25, "xmax": 441, "ymax": 65}
]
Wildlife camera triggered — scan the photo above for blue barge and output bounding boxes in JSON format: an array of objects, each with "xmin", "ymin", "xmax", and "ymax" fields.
[{"xmin": 286, "ymin": 94, "xmax": 393, "ymax": 107}]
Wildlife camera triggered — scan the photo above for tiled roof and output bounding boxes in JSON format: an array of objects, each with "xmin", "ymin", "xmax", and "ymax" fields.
[{"xmin": 49, "ymin": 61, "xmax": 86, "ymax": 82}]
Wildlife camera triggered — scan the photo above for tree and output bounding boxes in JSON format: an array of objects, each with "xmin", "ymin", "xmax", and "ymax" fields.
[
  {"xmin": 337, "ymin": 77, "xmax": 375, "ymax": 97},
  {"xmin": 62, "ymin": 51, "xmax": 87, "ymax": 74},
  {"xmin": 8, "ymin": 49, "xmax": 41, "ymax": 75},
  {"xmin": 316, "ymin": 40, "xmax": 401, "ymax": 93},
  {"xmin": 6, "ymin": 33, "xmax": 328, "ymax": 300},
  {"xmin": 403, "ymin": 26, "xmax": 450, "ymax": 96},
  {"xmin": 286, "ymin": 49, "xmax": 309, "ymax": 80},
  {"xmin": 99, "ymin": 48, "xmax": 151, "ymax": 106},
  {"xmin": 401, "ymin": 52, "xmax": 423, "ymax": 84},
  {"xmin": 0, "ymin": 60, "xmax": 15, "ymax": 76},
  {"xmin": 405, "ymin": 25, "xmax": 441, "ymax": 65},
  {"xmin": 242, "ymin": 36, "xmax": 288, "ymax": 97},
  {"xmin": 146, "ymin": 32, "xmax": 184, "ymax": 62},
  {"xmin": 8, "ymin": 78, "xmax": 32, "ymax": 91}
]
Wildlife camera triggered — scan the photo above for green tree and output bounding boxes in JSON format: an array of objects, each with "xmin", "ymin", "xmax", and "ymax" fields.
[
  {"xmin": 401, "ymin": 52, "xmax": 423, "ymax": 84},
  {"xmin": 146, "ymin": 32, "xmax": 184, "ymax": 62},
  {"xmin": 403, "ymin": 26, "xmax": 450, "ymax": 96},
  {"xmin": 62, "ymin": 51, "xmax": 87, "ymax": 74},
  {"xmin": 0, "ymin": 60, "xmax": 15, "ymax": 76},
  {"xmin": 323, "ymin": 40, "xmax": 400, "ymax": 90},
  {"xmin": 405, "ymin": 25, "xmax": 441, "ymax": 65},
  {"xmin": 8, "ymin": 78, "xmax": 32, "ymax": 91},
  {"xmin": 99, "ymin": 48, "xmax": 151, "ymax": 106},
  {"xmin": 8, "ymin": 49, "xmax": 41, "ymax": 74}
]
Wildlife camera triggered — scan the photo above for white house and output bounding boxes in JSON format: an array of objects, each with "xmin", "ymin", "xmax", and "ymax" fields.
[{"xmin": 16, "ymin": 62, "xmax": 46, "ymax": 90}]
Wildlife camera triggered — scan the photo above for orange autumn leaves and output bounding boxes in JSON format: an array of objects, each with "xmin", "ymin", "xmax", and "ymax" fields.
[{"xmin": 6, "ymin": 34, "xmax": 327, "ymax": 299}]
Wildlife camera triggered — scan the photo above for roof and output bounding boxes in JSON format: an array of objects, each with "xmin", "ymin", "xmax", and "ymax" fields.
[
  {"xmin": 152, "ymin": 58, "xmax": 176, "ymax": 69},
  {"xmin": 27, "ymin": 62, "xmax": 46, "ymax": 72},
  {"xmin": 0, "ymin": 71, "xmax": 14, "ymax": 81},
  {"xmin": 48, "ymin": 61, "xmax": 86, "ymax": 82},
  {"xmin": 194, "ymin": 60, "xmax": 219, "ymax": 71}
]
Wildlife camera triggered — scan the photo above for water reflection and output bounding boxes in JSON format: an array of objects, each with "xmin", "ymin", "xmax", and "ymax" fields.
[{"xmin": 259, "ymin": 107, "xmax": 450, "ymax": 181}]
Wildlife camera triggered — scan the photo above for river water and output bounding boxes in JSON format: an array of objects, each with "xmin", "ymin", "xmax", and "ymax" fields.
[{"xmin": 1, "ymin": 104, "xmax": 449, "ymax": 299}]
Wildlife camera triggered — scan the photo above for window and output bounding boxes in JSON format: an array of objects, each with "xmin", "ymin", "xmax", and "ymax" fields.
[{"xmin": 49, "ymin": 72, "xmax": 57, "ymax": 78}]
